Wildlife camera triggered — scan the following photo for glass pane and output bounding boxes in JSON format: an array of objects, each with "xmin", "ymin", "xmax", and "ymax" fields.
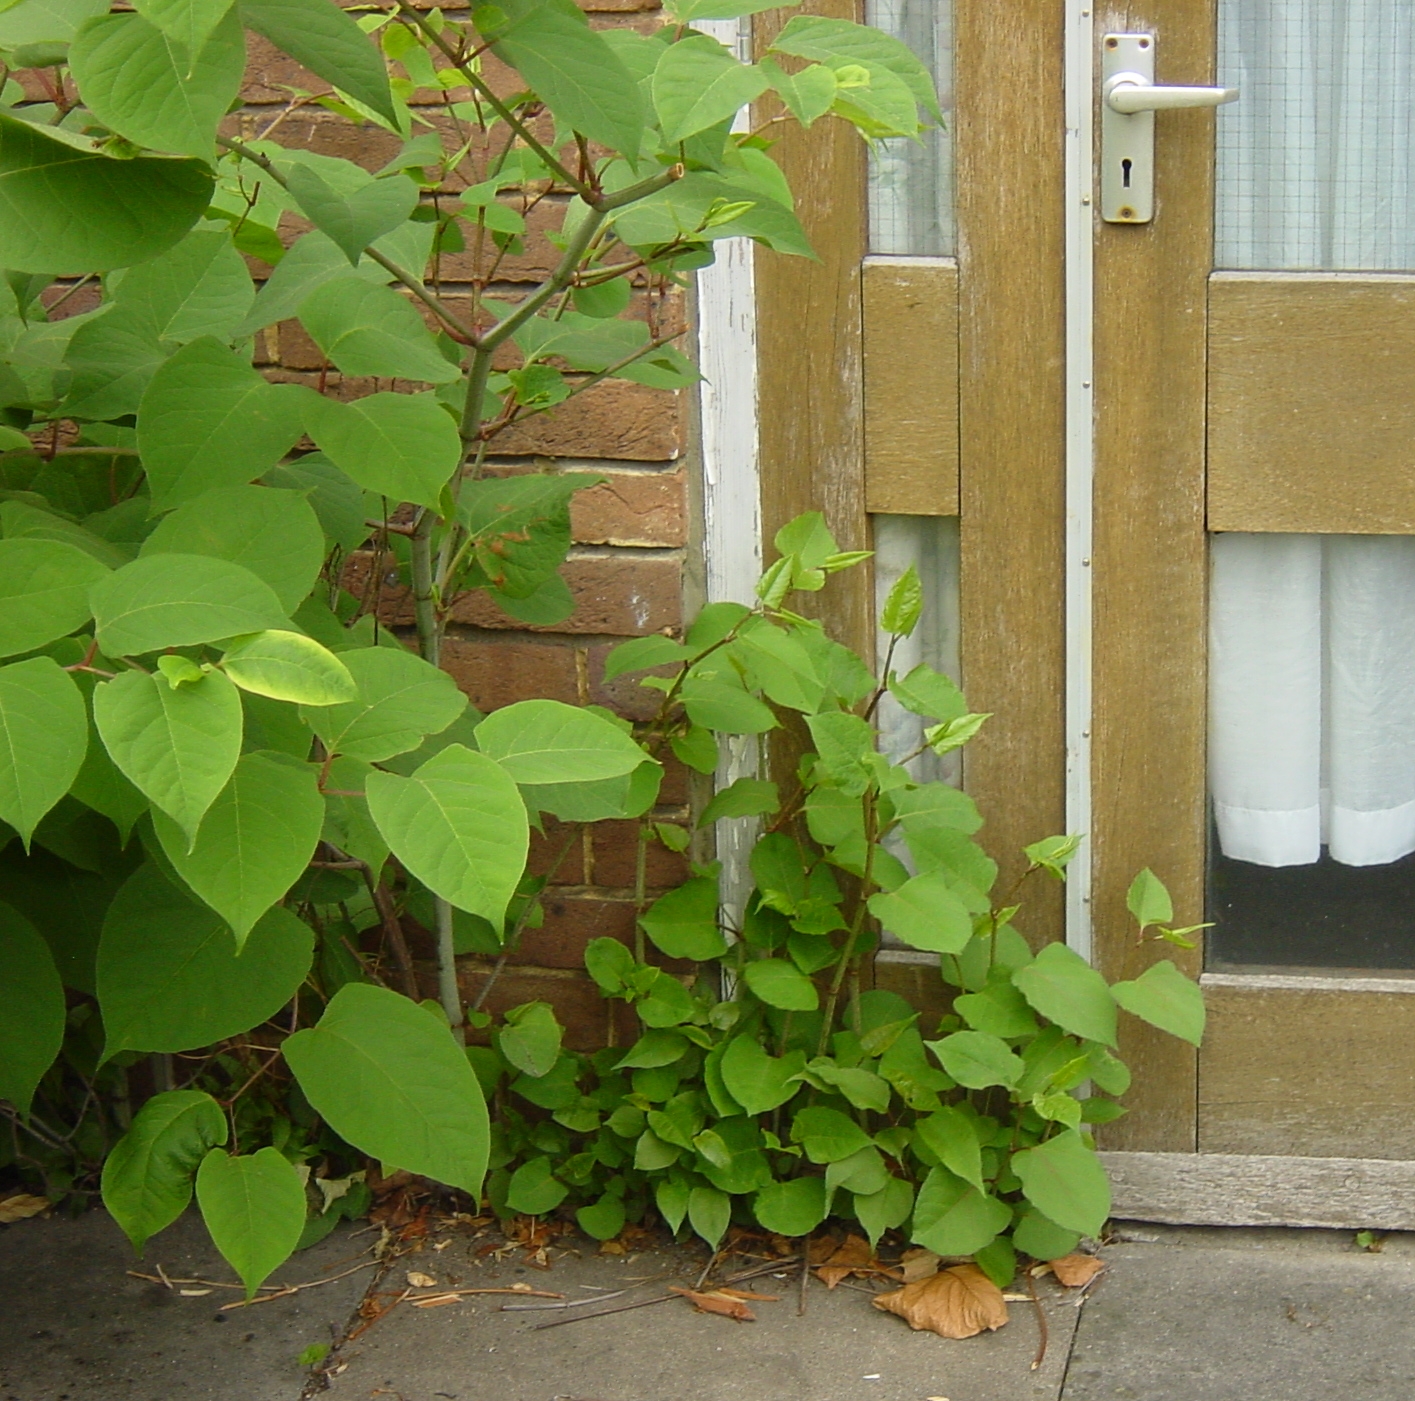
[
  {"xmin": 867, "ymin": 0, "xmax": 954, "ymax": 256},
  {"xmin": 1216, "ymin": 0, "xmax": 1415, "ymax": 270}
]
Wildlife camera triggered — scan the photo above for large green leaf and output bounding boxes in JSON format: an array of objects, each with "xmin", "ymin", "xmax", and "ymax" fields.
[
  {"xmin": 196, "ymin": 1147, "xmax": 307, "ymax": 1298},
  {"xmin": 489, "ymin": 0, "xmax": 643, "ymax": 154},
  {"xmin": 505, "ymin": 1155, "xmax": 568, "ymax": 1214},
  {"xmin": 769, "ymin": 14, "xmax": 940, "ymax": 121},
  {"xmin": 474, "ymin": 699, "xmax": 645, "ymax": 785},
  {"xmin": 0, "ymin": 501, "xmax": 128, "ymax": 570},
  {"xmin": 284, "ymin": 983, "xmax": 489, "ymax": 1194},
  {"xmin": 1012, "ymin": 1128, "xmax": 1111, "ymax": 1237},
  {"xmin": 718, "ymin": 1036, "xmax": 805, "ymax": 1116},
  {"xmin": 0, "ymin": 0, "xmax": 107, "ymax": 44},
  {"xmin": 262, "ymin": 452, "xmax": 368, "ymax": 554},
  {"xmin": 240, "ymin": 0, "xmax": 396, "ymax": 125},
  {"xmin": 866, "ymin": 870, "xmax": 973, "ymax": 954},
  {"xmin": 70, "ymin": 10, "xmax": 245, "ymax": 160},
  {"xmin": 101, "ymin": 1089, "xmax": 228, "ymax": 1253},
  {"xmin": 1111, "ymin": 959, "xmax": 1206, "ymax": 1047},
  {"xmin": 0, "ymin": 902, "xmax": 65, "ymax": 1116},
  {"xmin": 109, "ymin": 227, "xmax": 255, "ymax": 346},
  {"xmin": 305, "ymin": 646, "xmax": 465, "ymax": 761},
  {"xmin": 0, "ymin": 657, "xmax": 87, "ymax": 844},
  {"xmin": 1012, "ymin": 942, "xmax": 1118, "ymax": 1048},
  {"xmin": 0, "ymin": 538, "xmax": 109, "ymax": 659},
  {"xmin": 753, "ymin": 1176, "xmax": 827, "ymax": 1238},
  {"xmin": 61, "ymin": 312, "xmax": 168, "ymax": 422},
  {"xmin": 366, "ymin": 744, "xmax": 527, "ymax": 928},
  {"xmin": 98, "ymin": 863, "xmax": 313, "ymax": 1056},
  {"xmin": 0, "ymin": 114, "xmax": 213, "ymax": 275},
  {"xmin": 93, "ymin": 666, "xmax": 243, "ymax": 844},
  {"xmin": 790, "ymin": 1105, "xmax": 871, "ymax": 1164},
  {"xmin": 140, "ymin": 485, "xmax": 325, "ymax": 614},
  {"xmin": 153, "ymin": 750, "xmax": 324, "ymax": 944},
  {"xmin": 652, "ymin": 34, "xmax": 769, "ymax": 145},
  {"xmin": 927, "ymin": 1030, "xmax": 1025, "ymax": 1091},
  {"xmin": 687, "ymin": 1183, "xmax": 729, "ymax": 1247},
  {"xmin": 134, "ymin": 0, "xmax": 234, "ymax": 64},
  {"xmin": 910, "ymin": 1166, "xmax": 1011, "ymax": 1256},
  {"xmin": 302, "ymin": 390, "xmax": 460, "ymax": 509},
  {"xmin": 297, "ymin": 277, "xmax": 459, "ymax": 383},
  {"xmin": 742, "ymin": 957, "xmax": 818, "ymax": 1011},
  {"xmin": 638, "ymin": 876, "xmax": 727, "ymax": 961},
  {"xmin": 221, "ymin": 630, "xmax": 354, "ymax": 706},
  {"xmin": 137, "ymin": 338, "xmax": 309, "ymax": 511},
  {"xmin": 913, "ymin": 1106, "xmax": 984, "ymax": 1192},
  {"xmin": 286, "ymin": 164, "xmax": 418, "ymax": 265}
]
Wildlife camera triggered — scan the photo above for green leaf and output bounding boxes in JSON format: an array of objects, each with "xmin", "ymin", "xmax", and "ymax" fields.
[
  {"xmin": 790, "ymin": 1105, "xmax": 871, "ymax": 1164},
  {"xmin": 880, "ymin": 563, "xmax": 922, "ymax": 636},
  {"xmin": 1011, "ymin": 1208, "xmax": 1080, "ymax": 1262},
  {"xmin": 927, "ymin": 1030, "xmax": 1025, "ymax": 1091},
  {"xmin": 1012, "ymin": 1128, "xmax": 1111, "ymax": 1238},
  {"xmin": 753, "ymin": 1177, "xmax": 826, "ymax": 1238},
  {"xmin": 0, "ymin": 538, "xmax": 108, "ymax": 659},
  {"xmin": 101, "ymin": 1089, "xmax": 228, "ymax": 1252},
  {"xmin": 1024, "ymin": 833, "xmax": 1084, "ymax": 881},
  {"xmin": 731, "ymin": 624, "xmax": 825, "ymax": 714},
  {"xmin": 1012, "ymin": 942, "xmax": 1118, "ymax": 1049},
  {"xmin": 94, "ymin": 667, "xmax": 243, "ymax": 844},
  {"xmin": 61, "ymin": 314, "xmax": 167, "ymax": 422},
  {"xmin": 866, "ymin": 870, "xmax": 973, "ymax": 955},
  {"xmin": 0, "ymin": 657, "xmax": 87, "ymax": 845},
  {"xmin": 0, "ymin": 113, "xmax": 213, "ymax": 275},
  {"xmin": 652, "ymin": 34, "xmax": 769, "ymax": 145},
  {"xmin": 240, "ymin": 0, "xmax": 396, "ymax": 124},
  {"xmin": 489, "ymin": 0, "xmax": 643, "ymax": 154},
  {"xmin": 910, "ymin": 1167, "xmax": 1011, "ymax": 1256},
  {"xmin": 954, "ymin": 976, "xmax": 1040, "ymax": 1039},
  {"xmin": 824, "ymin": 1144, "xmax": 889, "ymax": 1199},
  {"xmin": 153, "ymin": 751, "xmax": 324, "ymax": 944},
  {"xmin": 70, "ymin": 10, "xmax": 245, "ymax": 160},
  {"xmin": 91, "ymin": 554, "xmax": 289, "ymax": 657},
  {"xmin": 635, "ymin": 968, "xmax": 696, "ymax": 1027},
  {"xmin": 196, "ymin": 1147, "xmax": 307, "ymax": 1298},
  {"xmin": 887, "ymin": 663, "xmax": 967, "ymax": 721},
  {"xmin": 742, "ymin": 957, "xmax": 818, "ymax": 1011},
  {"xmin": 639, "ymin": 876, "xmax": 727, "ymax": 961},
  {"xmin": 719, "ymin": 1037, "xmax": 804, "ymax": 1116},
  {"xmin": 305, "ymin": 646, "xmax": 466, "ymax": 762},
  {"xmin": 97, "ymin": 863, "xmax": 313, "ymax": 1056},
  {"xmin": 221, "ymin": 631, "xmax": 355, "ymax": 706},
  {"xmin": 913, "ymin": 1106, "xmax": 984, "ymax": 1191},
  {"xmin": 0, "ymin": 902, "xmax": 64, "ymax": 1116},
  {"xmin": 614, "ymin": 1028, "xmax": 687, "ymax": 1070},
  {"xmin": 655, "ymin": 1174, "xmax": 690, "ymax": 1234},
  {"xmin": 302, "ymin": 390, "xmax": 460, "ymax": 510},
  {"xmin": 687, "ymin": 1183, "xmax": 729, "ymax": 1247},
  {"xmin": 603, "ymin": 634, "xmax": 691, "ymax": 681},
  {"xmin": 366, "ymin": 744, "xmax": 528, "ymax": 928},
  {"xmin": 760, "ymin": 56, "xmax": 835, "ymax": 127},
  {"xmin": 285, "ymin": 983, "xmax": 489, "ymax": 1195},
  {"xmin": 133, "ymin": 0, "xmax": 234, "ymax": 65},
  {"xmin": 0, "ymin": 0, "xmax": 107, "ymax": 44},
  {"xmin": 297, "ymin": 277, "xmax": 458, "ymax": 383},
  {"xmin": 498, "ymin": 1001, "xmax": 563, "ymax": 1078},
  {"xmin": 457, "ymin": 473, "xmax": 595, "ymax": 599},
  {"xmin": 805, "ymin": 710, "xmax": 875, "ymax": 795},
  {"xmin": 804, "ymin": 1059, "xmax": 891, "ymax": 1112},
  {"xmin": 666, "ymin": 0, "xmax": 798, "ymax": 18},
  {"xmin": 699, "ymin": 777, "xmax": 779, "ymax": 827},
  {"xmin": 475, "ymin": 699, "xmax": 646, "ymax": 785},
  {"xmin": 505, "ymin": 1155, "xmax": 567, "ymax": 1214},
  {"xmin": 1110, "ymin": 959, "xmax": 1206, "ymax": 1047},
  {"xmin": 140, "ymin": 485, "xmax": 325, "ymax": 615},
  {"xmin": 137, "ymin": 339, "xmax": 308, "ymax": 511},
  {"xmin": 680, "ymin": 675, "xmax": 777, "ymax": 734},
  {"xmin": 853, "ymin": 1176, "xmax": 913, "ymax": 1249},
  {"xmin": 1126, "ymin": 867, "xmax": 1174, "ymax": 931},
  {"xmin": 576, "ymin": 1194, "xmax": 626, "ymax": 1242},
  {"xmin": 584, "ymin": 935, "xmax": 635, "ymax": 994},
  {"xmin": 286, "ymin": 164, "xmax": 418, "ymax": 265},
  {"xmin": 769, "ymin": 15, "xmax": 940, "ymax": 122},
  {"xmin": 110, "ymin": 227, "xmax": 253, "ymax": 345},
  {"xmin": 263, "ymin": 452, "xmax": 369, "ymax": 554}
]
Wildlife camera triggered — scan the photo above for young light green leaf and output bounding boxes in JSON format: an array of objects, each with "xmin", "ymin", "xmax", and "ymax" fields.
[
  {"xmin": 635, "ymin": 969, "xmax": 696, "ymax": 1028},
  {"xmin": 474, "ymin": 699, "xmax": 646, "ymax": 785},
  {"xmin": 366, "ymin": 744, "xmax": 528, "ymax": 929},
  {"xmin": 284, "ymin": 983, "xmax": 490, "ymax": 1195},
  {"xmin": 652, "ymin": 34, "xmax": 769, "ymax": 145},
  {"xmin": 927, "ymin": 1030, "xmax": 1024, "ymax": 1090},
  {"xmin": 94, "ymin": 667, "xmax": 243, "ymax": 844},
  {"xmin": 98, "ymin": 863, "xmax": 313, "ymax": 1056},
  {"xmin": 196, "ymin": 1147, "xmax": 307, "ymax": 1298},
  {"xmin": 302, "ymin": 390, "xmax": 460, "ymax": 510},
  {"xmin": 1012, "ymin": 942, "xmax": 1118, "ymax": 1048},
  {"xmin": 153, "ymin": 751, "xmax": 324, "ymax": 944},
  {"xmin": 305, "ymin": 646, "xmax": 465, "ymax": 762},
  {"xmin": 140, "ymin": 485, "xmax": 325, "ymax": 614},
  {"xmin": 1110, "ymin": 959, "xmax": 1206, "ymax": 1047},
  {"xmin": 742, "ymin": 957, "xmax": 819, "ymax": 1011},
  {"xmin": 498, "ymin": 1001, "xmax": 563, "ymax": 1079},
  {"xmin": 866, "ymin": 870, "xmax": 973, "ymax": 954},
  {"xmin": 910, "ymin": 1167, "xmax": 1011, "ymax": 1257},
  {"xmin": 0, "ymin": 538, "xmax": 109, "ymax": 659},
  {"xmin": 1012, "ymin": 1128, "xmax": 1110, "ymax": 1237},
  {"xmin": 0, "ymin": 658, "xmax": 88, "ymax": 845},
  {"xmin": 1025, "ymin": 833, "xmax": 1084, "ymax": 881},
  {"xmin": 639, "ymin": 876, "xmax": 727, "ymax": 961},
  {"xmin": 91, "ymin": 554, "xmax": 289, "ymax": 656},
  {"xmin": 101, "ymin": 1089, "xmax": 228, "ymax": 1253},
  {"xmin": 753, "ymin": 1177, "xmax": 827, "ymax": 1238},
  {"xmin": 221, "ymin": 631, "xmax": 356, "ymax": 706},
  {"xmin": 0, "ymin": 902, "xmax": 64, "ymax": 1117},
  {"xmin": 297, "ymin": 277, "xmax": 459, "ymax": 383},
  {"xmin": 880, "ymin": 562, "xmax": 922, "ymax": 637},
  {"xmin": 285, "ymin": 164, "xmax": 419, "ymax": 265},
  {"xmin": 1126, "ymin": 867, "xmax": 1174, "ymax": 932}
]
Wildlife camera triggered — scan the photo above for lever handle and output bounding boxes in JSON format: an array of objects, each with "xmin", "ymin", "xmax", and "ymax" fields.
[{"xmin": 1104, "ymin": 72, "xmax": 1239, "ymax": 114}]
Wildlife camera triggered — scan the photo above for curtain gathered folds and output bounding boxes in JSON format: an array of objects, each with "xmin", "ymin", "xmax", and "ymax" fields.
[{"xmin": 1208, "ymin": 1, "xmax": 1415, "ymax": 870}]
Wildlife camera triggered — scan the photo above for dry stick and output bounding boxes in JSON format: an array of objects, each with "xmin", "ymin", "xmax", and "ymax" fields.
[
  {"xmin": 693, "ymin": 1247, "xmax": 721, "ymax": 1291},
  {"xmin": 797, "ymin": 1244, "xmax": 810, "ymax": 1316},
  {"xmin": 1026, "ymin": 1269, "xmax": 1049, "ymax": 1371},
  {"xmin": 367, "ymin": 875, "xmax": 420, "ymax": 1001}
]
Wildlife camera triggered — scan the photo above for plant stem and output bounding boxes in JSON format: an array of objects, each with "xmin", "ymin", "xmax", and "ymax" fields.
[
  {"xmin": 817, "ymin": 789, "xmax": 879, "ymax": 1054},
  {"xmin": 435, "ymin": 899, "xmax": 465, "ymax": 1042},
  {"xmin": 633, "ymin": 819, "xmax": 649, "ymax": 964}
]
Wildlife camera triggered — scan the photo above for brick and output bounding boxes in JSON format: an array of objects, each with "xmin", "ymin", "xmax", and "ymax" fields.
[
  {"xmin": 514, "ymin": 893, "xmax": 635, "ymax": 969},
  {"xmin": 590, "ymin": 819, "xmax": 691, "ymax": 889},
  {"xmin": 585, "ymin": 639, "xmax": 680, "ymax": 721},
  {"xmin": 492, "ymin": 380, "xmax": 685, "ymax": 461},
  {"xmin": 479, "ymin": 464, "xmax": 686, "ymax": 548},
  {"xmin": 455, "ymin": 965, "xmax": 637, "ymax": 1049},
  {"xmin": 439, "ymin": 633, "xmax": 580, "ymax": 710}
]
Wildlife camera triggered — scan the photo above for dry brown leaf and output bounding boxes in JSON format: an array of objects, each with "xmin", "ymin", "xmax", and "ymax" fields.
[
  {"xmin": 814, "ymin": 1233, "xmax": 877, "ymax": 1289},
  {"xmin": 807, "ymin": 1234, "xmax": 840, "ymax": 1264},
  {"xmin": 0, "ymin": 1193, "xmax": 50, "ymax": 1223},
  {"xmin": 598, "ymin": 1240, "xmax": 627, "ymax": 1255},
  {"xmin": 405, "ymin": 1271, "xmax": 437, "ymax": 1288},
  {"xmin": 1050, "ymin": 1253, "xmax": 1104, "ymax": 1288},
  {"xmin": 872, "ymin": 1264, "xmax": 1009, "ymax": 1339},
  {"xmin": 900, "ymin": 1247, "xmax": 942, "ymax": 1283},
  {"xmin": 716, "ymin": 1288, "xmax": 781, "ymax": 1301},
  {"xmin": 669, "ymin": 1286, "xmax": 756, "ymax": 1322}
]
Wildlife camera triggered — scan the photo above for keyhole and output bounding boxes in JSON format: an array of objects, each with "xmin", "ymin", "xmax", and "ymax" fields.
[{"xmin": 1121, "ymin": 158, "xmax": 1132, "ymax": 188}]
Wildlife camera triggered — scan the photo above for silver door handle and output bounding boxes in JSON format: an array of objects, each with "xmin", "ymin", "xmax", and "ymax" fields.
[{"xmin": 1104, "ymin": 73, "xmax": 1239, "ymax": 114}]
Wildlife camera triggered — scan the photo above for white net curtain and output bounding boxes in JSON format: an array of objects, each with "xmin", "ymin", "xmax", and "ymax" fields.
[{"xmin": 1209, "ymin": 0, "xmax": 1415, "ymax": 870}]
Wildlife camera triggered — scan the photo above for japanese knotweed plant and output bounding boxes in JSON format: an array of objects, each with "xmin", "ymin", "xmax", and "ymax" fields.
[
  {"xmin": 474, "ymin": 516, "xmax": 1208, "ymax": 1282},
  {"xmin": 0, "ymin": 0, "xmax": 937, "ymax": 1293}
]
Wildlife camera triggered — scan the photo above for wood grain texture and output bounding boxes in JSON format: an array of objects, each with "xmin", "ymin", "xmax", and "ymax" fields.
[
  {"xmin": 753, "ymin": 0, "xmax": 869, "ymax": 659},
  {"xmin": 1208, "ymin": 273, "xmax": 1415, "ymax": 533},
  {"xmin": 1102, "ymin": 1151, "xmax": 1415, "ymax": 1229},
  {"xmin": 955, "ymin": 0, "xmax": 1067, "ymax": 936},
  {"xmin": 1198, "ymin": 983, "xmax": 1415, "ymax": 1159},
  {"xmin": 863, "ymin": 257, "xmax": 960, "ymax": 515},
  {"xmin": 1090, "ymin": 5, "xmax": 1213, "ymax": 1151}
]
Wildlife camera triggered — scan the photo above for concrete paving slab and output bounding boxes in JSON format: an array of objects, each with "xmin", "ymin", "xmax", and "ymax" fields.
[
  {"xmin": 0, "ymin": 1210, "xmax": 372, "ymax": 1401},
  {"xmin": 1062, "ymin": 1225, "xmax": 1415, "ymax": 1401},
  {"xmin": 320, "ymin": 1241, "xmax": 1077, "ymax": 1401}
]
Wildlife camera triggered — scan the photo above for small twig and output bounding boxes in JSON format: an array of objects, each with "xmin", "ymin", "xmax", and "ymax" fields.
[
  {"xmin": 501, "ymin": 1288, "xmax": 630, "ymax": 1311},
  {"xmin": 694, "ymin": 1248, "xmax": 720, "ymax": 1291},
  {"xmin": 219, "ymin": 1260, "xmax": 381, "ymax": 1310},
  {"xmin": 797, "ymin": 1244, "xmax": 810, "ymax": 1316},
  {"xmin": 1026, "ymin": 1269, "xmax": 1049, "ymax": 1370}
]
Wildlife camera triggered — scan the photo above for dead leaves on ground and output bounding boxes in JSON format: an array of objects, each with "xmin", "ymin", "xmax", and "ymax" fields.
[
  {"xmin": 0, "ymin": 1193, "xmax": 50, "ymax": 1223},
  {"xmin": 814, "ymin": 1233, "xmax": 881, "ymax": 1289},
  {"xmin": 1045, "ymin": 1253, "xmax": 1105, "ymax": 1288},
  {"xmin": 873, "ymin": 1264, "xmax": 1010, "ymax": 1339}
]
